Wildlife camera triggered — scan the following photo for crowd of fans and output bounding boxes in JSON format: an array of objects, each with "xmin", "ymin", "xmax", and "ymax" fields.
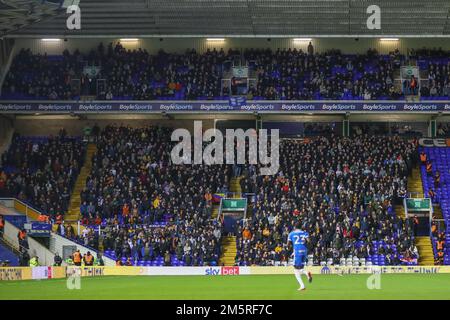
[
  {"xmin": 74, "ymin": 125, "xmax": 230, "ymax": 266},
  {"xmin": 0, "ymin": 122, "xmax": 440, "ymax": 267},
  {"xmin": 236, "ymin": 135, "xmax": 419, "ymax": 266},
  {"xmin": 420, "ymin": 61, "xmax": 450, "ymax": 98},
  {"xmin": 101, "ymin": 218, "xmax": 222, "ymax": 266},
  {"xmin": 1, "ymin": 43, "xmax": 232, "ymax": 101},
  {"xmin": 0, "ymin": 132, "xmax": 85, "ymax": 217},
  {"xmin": 244, "ymin": 48, "xmax": 403, "ymax": 100},
  {"xmin": 0, "ymin": 44, "xmax": 418, "ymax": 101}
]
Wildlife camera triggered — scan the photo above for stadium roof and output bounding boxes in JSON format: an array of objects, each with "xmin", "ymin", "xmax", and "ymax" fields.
[
  {"xmin": 4, "ymin": 0, "xmax": 450, "ymax": 38},
  {"xmin": 0, "ymin": 0, "xmax": 62, "ymax": 36}
]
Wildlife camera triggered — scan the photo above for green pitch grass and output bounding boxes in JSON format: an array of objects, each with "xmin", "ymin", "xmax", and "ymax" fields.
[{"xmin": 1, "ymin": 274, "xmax": 450, "ymax": 300}]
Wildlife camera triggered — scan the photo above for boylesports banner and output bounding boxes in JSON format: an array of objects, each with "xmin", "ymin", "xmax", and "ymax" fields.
[{"xmin": 1, "ymin": 101, "xmax": 450, "ymax": 113}]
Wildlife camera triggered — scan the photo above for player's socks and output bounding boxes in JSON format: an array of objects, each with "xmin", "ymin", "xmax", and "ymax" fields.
[
  {"xmin": 302, "ymin": 269, "xmax": 312, "ymax": 283},
  {"xmin": 294, "ymin": 269, "xmax": 305, "ymax": 290},
  {"xmin": 301, "ymin": 269, "xmax": 312, "ymax": 282}
]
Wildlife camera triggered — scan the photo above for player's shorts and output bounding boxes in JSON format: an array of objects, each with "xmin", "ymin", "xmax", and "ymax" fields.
[{"xmin": 293, "ymin": 254, "xmax": 307, "ymax": 269}]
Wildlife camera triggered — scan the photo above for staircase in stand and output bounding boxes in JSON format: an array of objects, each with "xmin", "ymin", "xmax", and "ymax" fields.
[
  {"xmin": 409, "ymin": 165, "xmax": 434, "ymax": 265},
  {"xmin": 230, "ymin": 177, "xmax": 242, "ymax": 198},
  {"xmin": 433, "ymin": 205, "xmax": 443, "ymax": 219},
  {"xmin": 211, "ymin": 205, "xmax": 220, "ymax": 219},
  {"xmin": 219, "ymin": 236, "xmax": 237, "ymax": 266},
  {"xmin": 218, "ymin": 176, "xmax": 243, "ymax": 265},
  {"xmin": 415, "ymin": 236, "xmax": 435, "ymax": 265},
  {"xmin": 65, "ymin": 143, "xmax": 97, "ymax": 234},
  {"xmin": 409, "ymin": 167, "xmax": 424, "ymax": 198}
]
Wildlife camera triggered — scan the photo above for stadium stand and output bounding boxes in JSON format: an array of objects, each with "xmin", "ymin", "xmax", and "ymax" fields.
[
  {"xmin": 1, "ymin": 44, "xmax": 232, "ymax": 101},
  {"xmin": 419, "ymin": 146, "xmax": 450, "ymax": 265},
  {"xmin": 0, "ymin": 133, "xmax": 86, "ymax": 217},
  {"xmin": 64, "ymin": 125, "xmax": 231, "ymax": 266},
  {"xmin": 6, "ymin": 44, "xmax": 449, "ymax": 101},
  {"xmin": 236, "ymin": 135, "xmax": 419, "ymax": 266},
  {"xmin": 0, "ymin": 242, "xmax": 19, "ymax": 266}
]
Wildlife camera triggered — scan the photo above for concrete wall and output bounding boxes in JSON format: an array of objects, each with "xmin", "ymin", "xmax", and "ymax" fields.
[
  {"xmin": 49, "ymin": 233, "xmax": 115, "ymax": 266},
  {"xmin": 13, "ymin": 37, "xmax": 450, "ymax": 56},
  {"xmin": 3, "ymin": 220, "xmax": 55, "ymax": 266}
]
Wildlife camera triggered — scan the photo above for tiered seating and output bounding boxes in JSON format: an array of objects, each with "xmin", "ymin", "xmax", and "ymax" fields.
[
  {"xmin": 1, "ymin": 45, "xmax": 230, "ymax": 101},
  {"xmin": 245, "ymin": 49, "xmax": 404, "ymax": 100},
  {"xmin": 419, "ymin": 147, "xmax": 450, "ymax": 265},
  {"xmin": 236, "ymin": 135, "xmax": 418, "ymax": 266},
  {"xmin": 0, "ymin": 134, "xmax": 86, "ymax": 217},
  {"xmin": 0, "ymin": 242, "xmax": 19, "ymax": 266},
  {"xmin": 72, "ymin": 125, "xmax": 229, "ymax": 266},
  {"xmin": 8, "ymin": 44, "xmax": 450, "ymax": 101}
]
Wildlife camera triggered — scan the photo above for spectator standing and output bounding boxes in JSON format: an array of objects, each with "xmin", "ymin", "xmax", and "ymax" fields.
[
  {"xmin": 308, "ymin": 42, "xmax": 314, "ymax": 55},
  {"xmin": 54, "ymin": 252, "xmax": 63, "ymax": 266},
  {"xmin": 73, "ymin": 249, "xmax": 82, "ymax": 266},
  {"xmin": 95, "ymin": 253, "xmax": 105, "ymax": 266},
  {"xmin": 83, "ymin": 251, "xmax": 94, "ymax": 266},
  {"xmin": 29, "ymin": 256, "xmax": 39, "ymax": 267},
  {"xmin": 413, "ymin": 215, "xmax": 419, "ymax": 236}
]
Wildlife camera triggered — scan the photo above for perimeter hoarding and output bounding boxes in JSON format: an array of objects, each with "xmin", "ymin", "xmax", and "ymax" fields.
[
  {"xmin": 65, "ymin": 266, "xmax": 249, "ymax": 277},
  {"xmin": 1, "ymin": 101, "xmax": 450, "ymax": 113},
  {"xmin": 63, "ymin": 265, "xmax": 450, "ymax": 278},
  {"xmin": 0, "ymin": 267, "xmax": 66, "ymax": 281},
  {"xmin": 2, "ymin": 265, "xmax": 448, "ymax": 281}
]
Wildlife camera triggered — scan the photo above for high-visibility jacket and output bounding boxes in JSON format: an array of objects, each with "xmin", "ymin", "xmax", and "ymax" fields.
[
  {"xmin": 84, "ymin": 254, "xmax": 94, "ymax": 265},
  {"xmin": 420, "ymin": 153, "xmax": 427, "ymax": 163},
  {"xmin": 426, "ymin": 163, "xmax": 432, "ymax": 172},
  {"xmin": 29, "ymin": 257, "xmax": 39, "ymax": 267},
  {"xmin": 73, "ymin": 252, "xmax": 82, "ymax": 263},
  {"xmin": 437, "ymin": 241, "xmax": 445, "ymax": 250}
]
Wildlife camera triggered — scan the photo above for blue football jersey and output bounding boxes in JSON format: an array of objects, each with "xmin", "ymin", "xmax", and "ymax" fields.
[{"xmin": 288, "ymin": 229, "xmax": 309, "ymax": 255}]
